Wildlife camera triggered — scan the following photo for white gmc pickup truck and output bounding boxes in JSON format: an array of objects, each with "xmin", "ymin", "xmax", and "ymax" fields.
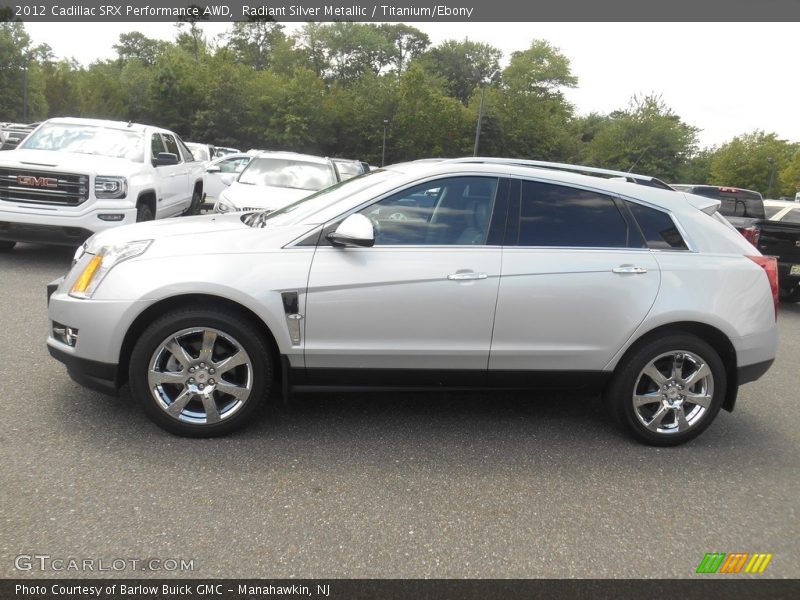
[{"xmin": 0, "ymin": 117, "xmax": 205, "ymax": 250}]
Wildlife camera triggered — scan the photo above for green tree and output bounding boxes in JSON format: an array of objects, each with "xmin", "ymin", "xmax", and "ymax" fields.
[
  {"xmin": 190, "ymin": 50, "xmax": 253, "ymax": 147},
  {"xmin": 676, "ymin": 147, "xmax": 716, "ymax": 185},
  {"xmin": 709, "ymin": 131, "xmax": 796, "ymax": 196},
  {"xmin": 391, "ymin": 64, "xmax": 473, "ymax": 161},
  {"xmin": 482, "ymin": 40, "xmax": 577, "ymax": 160},
  {"xmin": 148, "ymin": 46, "xmax": 206, "ymax": 135},
  {"xmin": 325, "ymin": 72, "xmax": 398, "ymax": 163},
  {"xmin": 420, "ymin": 39, "xmax": 502, "ymax": 105},
  {"xmin": 0, "ymin": 22, "xmax": 45, "ymax": 120},
  {"xmin": 377, "ymin": 23, "xmax": 430, "ymax": 74},
  {"xmin": 779, "ymin": 148, "xmax": 800, "ymax": 198},
  {"xmin": 224, "ymin": 20, "xmax": 286, "ymax": 71},
  {"xmin": 585, "ymin": 94, "xmax": 698, "ymax": 181},
  {"xmin": 41, "ymin": 59, "xmax": 82, "ymax": 118},
  {"xmin": 113, "ymin": 32, "xmax": 167, "ymax": 66}
]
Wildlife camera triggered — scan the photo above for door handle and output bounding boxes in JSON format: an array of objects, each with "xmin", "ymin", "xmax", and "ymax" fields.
[
  {"xmin": 447, "ymin": 271, "xmax": 488, "ymax": 280},
  {"xmin": 612, "ymin": 265, "xmax": 648, "ymax": 274}
]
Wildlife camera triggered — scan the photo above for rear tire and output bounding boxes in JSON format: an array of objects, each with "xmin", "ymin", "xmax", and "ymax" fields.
[
  {"xmin": 605, "ymin": 334, "xmax": 726, "ymax": 446},
  {"xmin": 129, "ymin": 306, "xmax": 273, "ymax": 437},
  {"xmin": 0, "ymin": 241, "xmax": 16, "ymax": 252}
]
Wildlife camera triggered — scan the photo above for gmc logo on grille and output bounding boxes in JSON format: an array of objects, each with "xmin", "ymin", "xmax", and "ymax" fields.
[{"xmin": 16, "ymin": 175, "xmax": 58, "ymax": 188}]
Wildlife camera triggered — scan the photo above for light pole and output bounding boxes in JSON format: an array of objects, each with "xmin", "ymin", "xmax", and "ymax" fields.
[
  {"xmin": 381, "ymin": 119, "xmax": 389, "ymax": 167},
  {"xmin": 473, "ymin": 69, "xmax": 500, "ymax": 157},
  {"xmin": 766, "ymin": 157, "xmax": 776, "ymax": 198}
]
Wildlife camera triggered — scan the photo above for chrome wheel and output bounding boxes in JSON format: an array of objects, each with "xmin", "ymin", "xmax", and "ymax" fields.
[
  {"xmin": 147, "ymin": 327, "xmax": 253, "ymax": 425},
  {"xmin": 632, "ymin": 350, "xmax": 714, "ymax": 435}
]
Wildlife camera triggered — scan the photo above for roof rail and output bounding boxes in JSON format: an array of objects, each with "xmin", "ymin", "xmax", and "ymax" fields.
[{"xmin": 443, "ymin": 157, "xmax": 674, "ymax": 191}]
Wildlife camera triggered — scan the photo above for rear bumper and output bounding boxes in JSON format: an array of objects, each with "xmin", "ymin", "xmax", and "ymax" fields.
[
  {"xmin": 777, "ymin": 262, "xmax": 800, "ymax": 289},
  {"xmin": 737, "ymin": 358, "xmax": 774, "ymax": 385}
]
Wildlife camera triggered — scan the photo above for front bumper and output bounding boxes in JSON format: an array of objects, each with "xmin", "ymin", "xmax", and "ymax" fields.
[
  {"xmin": 48, "ymin": 344, "xmax": 120, "ymax": 395},
  {"xmin": 0, "ymin": 220, "xmax": 94, "ymax": 246},
  {"xmin": 0, "ymin": 205, "xmax": 137, "ymax": 245}
]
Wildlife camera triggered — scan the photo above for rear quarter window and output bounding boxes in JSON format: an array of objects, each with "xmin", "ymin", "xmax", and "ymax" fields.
[{"xmin": 626, "ymin": 202, "xmax": 688, "ymax": 250}]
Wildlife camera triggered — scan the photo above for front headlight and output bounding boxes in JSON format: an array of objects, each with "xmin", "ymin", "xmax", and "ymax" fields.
[
  {"xmin": 214, "ymin": 195, "xmax": 236, "ymax": 213},
  {"xmin": 95, "ymin": 176, "xmax": 128, "ymax": 199},
  {"xmin": 70, "ymin": 239, "xmax": 152, "ymax": 299}
]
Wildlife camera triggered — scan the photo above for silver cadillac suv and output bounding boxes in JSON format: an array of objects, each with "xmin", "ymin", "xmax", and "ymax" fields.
[{"xmin": 46, "ymin": 158, "xmax": 780, "ymax": 445}]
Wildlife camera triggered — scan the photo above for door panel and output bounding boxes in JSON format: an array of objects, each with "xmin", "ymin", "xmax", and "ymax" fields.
[
  {"xmin": 489, "ymin": 178, "xmax": 660, "ymax": 372},
  {"xmin": 305, "ymin": 247, "xmax": 501, "ymax": 373},
  {"xmin": 490, "ymin": 248, "xmax": 660, "ymax": 371},
  {"xmin": 303, "ymin": 176, "xmax": 506, "ymax": 376}
]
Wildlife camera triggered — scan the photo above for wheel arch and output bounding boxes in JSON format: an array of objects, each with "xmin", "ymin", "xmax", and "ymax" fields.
[
  {"xmin": 610, "ymin": 321, "xmax": 739, "ymax": 412},
  {"xmin": 136, "ymin": 189, "xmax": 157, "ymax": 216},
  {"xmin": 118, "ymin": 293, "xmax": 281, "ymax": 388}
]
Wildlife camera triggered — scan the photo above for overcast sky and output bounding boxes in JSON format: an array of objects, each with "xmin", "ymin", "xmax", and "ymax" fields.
[{"xmin": 23, "ymin": 22, "xmax": 799, "ymax": 149}]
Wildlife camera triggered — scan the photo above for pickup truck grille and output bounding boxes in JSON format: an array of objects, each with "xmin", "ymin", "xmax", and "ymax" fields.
[{"xmin": 0, "ymin": 168, "xmax": 90, "ymax": 206}]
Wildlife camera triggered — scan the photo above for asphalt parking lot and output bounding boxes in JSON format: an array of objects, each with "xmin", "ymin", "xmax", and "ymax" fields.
[{"xmin": 1, "ymin": 242, "xmax": 798, "ymax": 579}]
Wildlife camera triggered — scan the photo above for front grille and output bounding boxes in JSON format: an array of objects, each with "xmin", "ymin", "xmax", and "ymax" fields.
[{"xmin": 0, "ymin": 168, "xmax": 90, "ymax": 206}]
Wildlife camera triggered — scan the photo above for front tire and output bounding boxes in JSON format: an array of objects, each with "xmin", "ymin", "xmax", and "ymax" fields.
[
  {"xmin": 129, "ymin": 307, "xmax": 273, "ymax": 437},
  {"xmin": 605, "ymin": 334, "xmax": 726, "ymax": 446},
  {"xmin": 0, "ymin": 241, "xmax": 16, "ymax": 252},
  {"xmin": 184, "ymin": 188, "xmax": 202, "ymax": 216},
  {"xmin": 136, "ymin": 203, "xmax": 154, "ymax": 222}
]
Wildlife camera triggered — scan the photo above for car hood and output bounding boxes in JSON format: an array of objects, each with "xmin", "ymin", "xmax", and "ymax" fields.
[
  {"xmin": 0, "ymin": 148, "xmax": 144, "ymax": 176},
  {"xmin": 222, "ymin": 182, "xmax": 313, "ymax": 210},
  {"xmin": 86, "ymin": 213, "xmax": 314, "ymax": 257}
]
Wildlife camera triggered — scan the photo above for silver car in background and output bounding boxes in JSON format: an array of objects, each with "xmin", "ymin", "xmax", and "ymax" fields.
[
  {"xmin": 214, "ymin": 151, "xmax": 339, "ymax": 213},
  {"xmin": 47, "ymin": 158, "xmax": 779, "ymax": 445}
]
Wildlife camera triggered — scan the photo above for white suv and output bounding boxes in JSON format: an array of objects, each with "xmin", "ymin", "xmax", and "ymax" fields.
[{"xmin": 46, "ymin": 158, "xmax": 779, "ymax": 445}]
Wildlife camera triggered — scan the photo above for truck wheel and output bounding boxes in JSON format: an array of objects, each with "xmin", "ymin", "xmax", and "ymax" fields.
[
  {"xmin": 129, "ymin": 306, "xmax": 273, "ymax": 437},
  {"xmin": 136, "ymin": 203, "xmax": 154, "ymax": 222},
  {"xmin": 184, "ymin": 189, "xmax": 202, "ymax": 216},
  {"xmin": 0, "ymin": 241, "xmax": 16, "ymax": 252}
]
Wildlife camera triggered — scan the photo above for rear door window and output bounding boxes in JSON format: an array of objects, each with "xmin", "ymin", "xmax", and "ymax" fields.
[{"xmin": 516, "ymin": 181, "xmax": 637, "ymax": 248}]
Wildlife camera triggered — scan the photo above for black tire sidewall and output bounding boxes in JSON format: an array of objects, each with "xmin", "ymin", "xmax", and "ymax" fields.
[
  {"xmin": 129, "ymin": 308, "xmax": 273, "ymax": 437},
  {"xmin": 136, "ymin": 204, "xmax": 154, "ymax": 222},
  {"xmin": 0, "ymin": 241, "xmax": 15, "ymax": 252},
  {"xmin": 185, "ymin": 190, "xmax": 202, "ymax": 216},
  {"xmin": 607, "ymin": 334, "xmax": 726, "ymax": 446}
]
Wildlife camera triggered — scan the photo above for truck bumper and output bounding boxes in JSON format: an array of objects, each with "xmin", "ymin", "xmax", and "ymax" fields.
[{"xmin": 0, "ymin": 206, "xmax": 138, "ymax": 246}]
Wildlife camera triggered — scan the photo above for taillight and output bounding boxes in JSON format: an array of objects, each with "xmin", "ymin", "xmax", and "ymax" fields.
[
  {"xmin": 740, "ymin": 226, "xmax": 760, "ymax": 248},
  {"xmin": 747, "ymin": 255, "xmax": 779, "ymax": 320}
]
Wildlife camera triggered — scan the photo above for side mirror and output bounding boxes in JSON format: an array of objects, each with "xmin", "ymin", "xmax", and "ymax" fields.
[
  {"xmin": 327, "ymin": 214, "xmax": 374, "ymax": 248},
  {"xmin": 205, "ymin": 165, "xmax": 221, "ymax": 174},
  {"xmin": 220, "ymin": 173, "xmax": 236, "ymax": 187},
  {"xmin": 153, "ymin": 152, "xmax": 179, "ymax": 167}
]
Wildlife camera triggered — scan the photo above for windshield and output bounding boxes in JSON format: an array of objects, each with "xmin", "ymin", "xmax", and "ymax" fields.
[
  {"xmin": 333, "ymin": 160, "xmax": 363, "ymax": 181},
  {"xmin": 238, "ymin": 157, "xmax": 336, "ymax": 191},
  {"xmin": 244, "ymin": 169, "xmax": 395, "ymax": 228},
  {"xmin": 20, "ymin": 122, "xmax": 145, "ymax": 161},
  {"xmin": 187, "ymin": 144, "xmax": 210, "ymax": 162}
]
